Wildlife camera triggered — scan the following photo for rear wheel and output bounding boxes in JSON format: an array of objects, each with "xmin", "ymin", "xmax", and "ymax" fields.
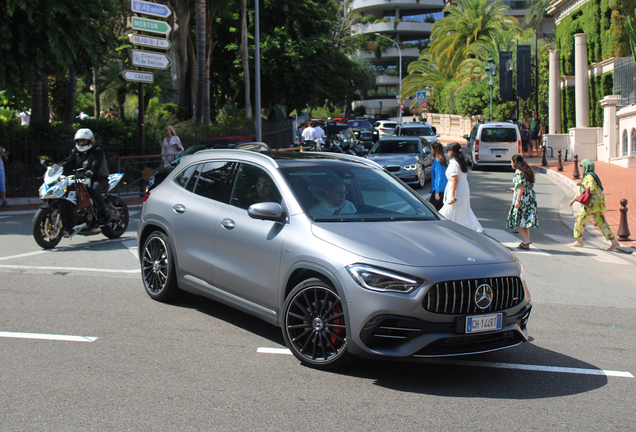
[
  {"xmin": 32, "ymin": 207, "xmax": 63, "ymax": 249},
  {"xmin": 101, "ymin": 196, "xmax": 129, "ymax": 239},
  {"xmin": 141, "ymin": 231, "xmax": 179, "ymax": 302},
  {"xmin": 282, "ymin": 278, "xmax": 354, "ymax": 370}
]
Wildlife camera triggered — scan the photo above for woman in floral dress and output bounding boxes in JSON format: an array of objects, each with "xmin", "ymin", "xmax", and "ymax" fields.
[
  {"xmin": 506, "ymin": 155, "xmax": 538, "ymax": 249},
  {"xmin": 568, "ymin": 159, "xmax": 620, "ymax": 250}
]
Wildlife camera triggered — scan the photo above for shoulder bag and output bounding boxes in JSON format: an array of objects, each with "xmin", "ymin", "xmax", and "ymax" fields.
[
  {"xmin": 75, "ymin": 183, "xmax": 92, "ymax": 210},
  {"xmin": 576, "ymin": 187, "xmax": 591, "ymax": 206}
]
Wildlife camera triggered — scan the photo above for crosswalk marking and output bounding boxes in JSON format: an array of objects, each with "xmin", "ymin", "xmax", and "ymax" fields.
[
  {"xmin": 543, "ymin": 234, "xmax": 631, "ymax": 265},
  {"xmin": 486, "ymin": 229, "xmax": 550, "ymax": 256}
]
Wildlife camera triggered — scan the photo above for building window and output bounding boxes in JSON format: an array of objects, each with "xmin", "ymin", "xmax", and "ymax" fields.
[
  {"xmin": 623, "ymin": 130, "xmax": 628, "ymax": 156},
  {"xmin": 632, "ymin": 128, "xmax": 636, "ymax": 156}
]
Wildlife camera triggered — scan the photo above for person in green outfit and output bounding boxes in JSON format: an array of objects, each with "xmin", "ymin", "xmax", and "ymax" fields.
[
  {"xmin": 568, "ymin": 159, "xmax": 620, "ymax": 250},
  {"xmin": 506, "ymin": 154, "xmax": 539, "ymax": 249},
  {"xmin": 529, "ymin": 111, "xmax": 542, "ymax": 157}
]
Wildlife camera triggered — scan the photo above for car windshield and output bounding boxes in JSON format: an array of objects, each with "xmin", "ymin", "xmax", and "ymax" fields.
[
  {"xmin": 480, "ymin": 127, "xmax": 518, "ymax": 143},
  {"xmin": 370, "ymin": 140, "xmax": 420, "ymax": 154},
  {"xmin": 280, "ymin": 164, "xmax": 437, "ymax": 222},
  {"xmin": 378, "ymin": 123, "xmax": 397, "ymax": 129},
  {"xmin": 400, "ymin": 127, "xmax": 434, "ymax": 137},
  {"xmin": 349, "ymin": 121, "xmax": 372, "ymax": 128}
]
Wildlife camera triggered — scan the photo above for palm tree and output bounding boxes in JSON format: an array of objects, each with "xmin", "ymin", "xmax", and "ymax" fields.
[
  {"xmin": 627, "ymin": 11, "xmax": 636, "ymax": 62},
  {"xmin": 523, "ymin": 0, "xmax": 551, "ymax": 31},
  {"xmin": 241, "ymin": 0, "xmax": 252, "ymax": 118}
]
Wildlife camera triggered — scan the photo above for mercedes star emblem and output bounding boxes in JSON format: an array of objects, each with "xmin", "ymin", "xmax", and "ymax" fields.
[{"xmin": 475, "ymin": 284, "xmax": 494, "ymax": 309}]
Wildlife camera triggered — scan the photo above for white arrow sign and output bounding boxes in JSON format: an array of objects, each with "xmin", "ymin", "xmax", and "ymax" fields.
[
  {"xmin": 131, "ymin": 50, "xmax": 171, "ymax": 70},
  {"xmin": 121, "ymin": 70, "xmax": 155, "ymax": 83},
  {"xmin": 130, "ymin": 0, "xmax": 172, "ymax": 18},
  {"xmin": 129, "ymin": 34, "xmax": 171, "ymax": 50}
]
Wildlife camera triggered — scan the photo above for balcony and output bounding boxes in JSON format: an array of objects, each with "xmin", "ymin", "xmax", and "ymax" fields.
[
  {"xmin": 354, "ymin": 21, "xmax": 434, "ymax": 38},
  {"xmin": 357, "ymin": 47, "xmax": 421, "ymax": 62},
  {"xmin": 352, "ymin": 0, "xmax": 445, "ymax": 14}
]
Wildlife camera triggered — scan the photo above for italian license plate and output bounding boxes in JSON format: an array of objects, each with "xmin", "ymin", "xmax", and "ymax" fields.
[
  {"xmin": 466, "ymin": 314, "xmax": 502, "ymax": 333},
  {"xmin": 491, "ymin": 149, "xmax": 507, "ymax": 155}
]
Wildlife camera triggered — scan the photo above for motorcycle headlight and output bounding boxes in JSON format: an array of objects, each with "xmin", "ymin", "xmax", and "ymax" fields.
[
  {"xmin": 346, "ymin": 264, "xmax": 423, "ymax": 293},
  {"xmin": 401, "ymin": 164, "xmax": 418, "ymax": 171}
]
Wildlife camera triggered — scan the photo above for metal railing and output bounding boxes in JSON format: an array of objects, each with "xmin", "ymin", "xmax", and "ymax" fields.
[{"xmin": 614, "ymin": 57, "xmax": 636, "ymax": 106}]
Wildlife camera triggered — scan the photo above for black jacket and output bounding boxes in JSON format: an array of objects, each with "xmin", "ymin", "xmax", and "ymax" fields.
[{"xmin": 61, "ymin": 146, "xmax": 109, "ymax": 180}]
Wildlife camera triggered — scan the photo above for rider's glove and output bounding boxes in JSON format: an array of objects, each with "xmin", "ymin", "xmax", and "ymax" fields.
[{"xmin": 75, "ymin": 171, "xmax": 87, "ymax": 179}]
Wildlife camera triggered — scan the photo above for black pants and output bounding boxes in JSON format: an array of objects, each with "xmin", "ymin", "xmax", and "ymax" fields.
[
  {"xmin": 429, "ymin": 191, "xmax": 444, "ymax": 211},
  {"xmin": 88, "ymin": 179, "xmax": 108, "ymax": 215}
]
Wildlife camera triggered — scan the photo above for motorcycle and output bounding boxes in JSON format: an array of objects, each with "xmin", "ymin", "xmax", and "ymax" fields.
[{"xmin": 32, "ymin": 162, "xmax": 130, "ymax": 249}]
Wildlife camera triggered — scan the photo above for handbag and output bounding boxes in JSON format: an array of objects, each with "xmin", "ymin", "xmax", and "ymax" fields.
[
  {"xmin": 75, "ymin": 182, "xmax": 92, "ymax": 210},
  {"xmin": 576, "ymin": 187, "xmax": 591, "ymax": 206}
]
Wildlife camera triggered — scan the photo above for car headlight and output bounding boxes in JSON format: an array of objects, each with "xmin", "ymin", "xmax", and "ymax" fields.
[
  {"xmin": 401, "ymin": 164, "xmax": 418, "ymax": 171},
  {"xmin": 346, "ymin": 264, "xmax": 423, "ymax": 293}
]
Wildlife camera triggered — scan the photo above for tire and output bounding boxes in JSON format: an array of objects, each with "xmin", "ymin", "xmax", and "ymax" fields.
[
  {"xmin": 282, "ymin": 278, "xmax": 354, "ymax": 370},
  {"xmin": 471, "ymin": 160, "xmax": 480, "ymax": 171},
  {"xmin": 141, "ymin": 231, "xmax": 179, "ymax": 302},
  {"xmin": 101, "ymin": 196, "xmax": 129, "ymax": 239},
  {"xmin": 416, "ymin": 171, "xmax": 426, "ymax": 189},
  {"xmin": 32, "ymin": 207, "xmax": 63, "ymax": 249}
]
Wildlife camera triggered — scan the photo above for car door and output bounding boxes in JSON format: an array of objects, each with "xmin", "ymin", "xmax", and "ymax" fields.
[
  {"xmin": 211, "ymin": 163, "xmax": 289, "ymax": 312},
  {"xmin": 167, "ymin": 161, "xmax": 236, "ymax": 284},
  {"xmin": 419, "ymin": 138, "xmax": 433, "ymax": 178}
]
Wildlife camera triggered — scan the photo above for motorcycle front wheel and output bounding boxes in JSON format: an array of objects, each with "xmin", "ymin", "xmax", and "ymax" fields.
[
  {"xmin": 101, "ymin": 196, "xmax": 129, "ymax": 239},
  {"xmin": 32, "ymin": 207, "xmax": 63, "ymax": 249}
]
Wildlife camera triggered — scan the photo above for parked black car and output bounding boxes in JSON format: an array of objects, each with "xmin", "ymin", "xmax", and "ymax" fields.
[
  {"xmin": 348, "ymin": 120, "xmax": 378, "ymax": 149},
  {"xmin": 147, "ymin": 137, "xmax": 269, "ymax": 191}
]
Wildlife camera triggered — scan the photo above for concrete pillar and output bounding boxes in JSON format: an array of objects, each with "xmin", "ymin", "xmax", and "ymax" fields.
[
  {"xmin": 574, "ymin": 34, "xmax": 590, "ymax": 128},
  {"xmin": 599, "ymin": 95, "xmax": 621, "ymax": 162},
  {"xmin": 548, "ymin": 50, "xmax": 562, "ymax": 134}
]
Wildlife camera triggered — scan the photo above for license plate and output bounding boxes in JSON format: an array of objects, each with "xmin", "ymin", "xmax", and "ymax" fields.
[
  {"xmin": 466, "ymin": 314, "xmax": 502, "ymax": 333},
  {"xmin": 490, "ymin": 149, "xmax": 507, "ymax": 155}
]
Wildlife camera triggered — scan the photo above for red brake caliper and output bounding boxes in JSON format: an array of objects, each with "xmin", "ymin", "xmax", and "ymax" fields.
[{"xmin": 330, "ymin": 305, "xmax": 345, "ymax": 345}]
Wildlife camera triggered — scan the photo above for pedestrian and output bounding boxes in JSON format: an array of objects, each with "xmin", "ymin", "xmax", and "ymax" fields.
[
  {"xmin": 296, "ymin": 122, "xmax": 306, "ymax": 145},
  {"xmin": 161, "ymin": 126, "xmax": 184, "ymax": 166},
  {"xmin": 529, "ymin": 111, "xmax": 542, "ymax": 157},
  {"xmin": 18, "ymin": 110, "xmax": 30, "ymax": 125},
  {"xmin": 302, "ymin": 121, "xmax": 316, "ymax": 145},
  {"xmin": 422, "ymin": 117, "xmax": 432, "ymax": 129},
  {"xmin": 439, "ymin": 143, "xmax": 484, "ymax": 233},
  {"xmin": 0, "ymin": 145, "xmax": 8, "ymax": 207},
  {"xmin": 568, "ymin": 159, "xmax": 620, "ymax": 250},
  {"xmin": 506, "ymin": 155, "xmax": 539, "ymax": 249},
  {"xmin": 428, "ymin": 142, "xmax": 448, "ymax": 211},
  {"xmin": 105, "ymin": 108, "xmax": 117, "ymax": 119},
  {"xmin": 519, "ymin": 120, "xmax": 530, "ymax": 154}
]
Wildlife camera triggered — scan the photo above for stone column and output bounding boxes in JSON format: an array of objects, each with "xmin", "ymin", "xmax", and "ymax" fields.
[
  {"xmin": 548, "ymin": 49, "xmax": 562, "ymax": 134},
  {"xmin": 599, "ymin": 95, "xmax": 621, "ymax": 162},
  {"xmin": 574, "ymin": 33, "xmax": 590, "ymax": 127}
]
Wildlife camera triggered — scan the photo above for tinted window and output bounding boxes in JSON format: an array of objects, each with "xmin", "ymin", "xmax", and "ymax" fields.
[
  {"xmin": 480, "ymin": 128, "xmax": 518, "ymax": 143},
  {"xmin": 399, "ymin": 127, "xmax": 434, "ymax": 137},
  {"xmin": 174, "ymin": 164, "xmax": 201, "ymax": 191},
  {"xmin": 230, "ymin": 164, "xmax": 281, "ymax": 209},
  {"xmin": 192, "ymin": 161, "xmax": 234, "ymax": 201},
  {"xmin": 349, "ymin": 121, "xmax": 372, "ymax": 128},
  {"xmin": 370, "ymin": 140, "xmax": 420, "ymax": 154}
]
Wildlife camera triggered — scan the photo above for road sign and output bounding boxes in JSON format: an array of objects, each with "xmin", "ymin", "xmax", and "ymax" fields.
[
  {"xmin": 129, "ymin": 34, "xmax": 171, "ymax": 50},
  {"xmin": 131, "ymin": 50, "xmax": 171, "ymax": 70},
  {"xmin": 130, "ymin": 0, "xmax": 172, "ymax": 18},
  {"xmin": 121, "ymin": 70, "xmax": 155, "ymax": 83},
  {"xmin": 416, "ymin": 91, "xmax": 427, "ymax": 102},
  {"xmin": 399, "ymin": 103, "xmax": 404, "ymax": 111},
  {"xmin": 128, "ymin": 16, "xmax": 172, "ymax": 36},
  {"xmin": 420, "ymin": 101, "xmax": 428, "ymax": 109}
]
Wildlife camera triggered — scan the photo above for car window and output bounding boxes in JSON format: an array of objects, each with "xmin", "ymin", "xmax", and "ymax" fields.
[
  {"xmin": 230, "ymin": 164, "xmax": 282, "ymax": 209},
  {"xmin": 382, "ymin": 123, "xmax": 397, "ymax": 129},
  {"xmin": 349, "ymin": 121, "xmax": 372, "ymax": 128},
  {"xmin": 480, "ymin": 127, "xmax": 518, "ymax": 143},
  {"xmin": 174, "ymin": 163, "xmax": 202, "ymax": 191},
  {"xmin": 470, "ymin": 125, "xmax": 478, "ymax": 141},
  {"xmin": 192, "ymin": 161, "xmax": 235, "ymax": 202},
  {"xmin": 399, "ymin": 127, "xmax": 434, "ymax": 136},
  {"xmin": 281, "ymin": 165, "xmax": 436, "ymax": 222},
  {"xmin": 373, "ymin": 122, "xmax": 380, "ymax": 128},
  {"xmin": 370, "ymin": 140, "xmax": 420, "ymax": 154}
]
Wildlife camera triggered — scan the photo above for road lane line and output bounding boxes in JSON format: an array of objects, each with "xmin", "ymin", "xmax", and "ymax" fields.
[
  {"xmin": 0, "ymin": 264, "xmax": 139, "ymax": 273},
  {"xmin": 0, "ymin": 250, "xmax": 50, "ymax": 261},
  {"xmin": 0, "ymin": 331, "xmax": 98, "ymax": 342},
  {"xmin": 257, "ymin": 347, "xmax": 634, "ymax": 377}
]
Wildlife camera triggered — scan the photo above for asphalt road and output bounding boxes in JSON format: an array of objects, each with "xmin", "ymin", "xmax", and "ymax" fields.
[{"xmin": 0, "ymin": 168, "xmax": 634, "ymax": 431}]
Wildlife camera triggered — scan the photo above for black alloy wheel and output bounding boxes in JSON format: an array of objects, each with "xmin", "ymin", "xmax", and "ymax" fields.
[
  {"xmin": 282, "ymin": 278, "xmax": 353, "ymax": 370},
  {"xmin": 101, "ymin": 196, "xmax": 129, "ymax": 239},
  {"xmin": 32, "ymin": 207, "xmax": 63, "ymax": 249},
  {"xmin": 141, "ymin": 231, "xmax": 179, "ymax": 301}
]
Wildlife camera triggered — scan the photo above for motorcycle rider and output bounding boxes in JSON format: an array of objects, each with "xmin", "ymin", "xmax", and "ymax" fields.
[{"xmin": 60, "ymin": 129, "xmax": 111, "ymax": 231}]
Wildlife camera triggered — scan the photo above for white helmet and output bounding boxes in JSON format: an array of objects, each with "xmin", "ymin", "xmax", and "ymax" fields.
[{"xmin": 74, "ymin": 128, "xmax": 95, "ymax": 152}]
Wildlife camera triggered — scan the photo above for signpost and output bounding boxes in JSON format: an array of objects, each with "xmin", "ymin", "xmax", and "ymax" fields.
[
  {"xmin": 121, "ymin": 70, "xmax": 154, "ymax": 83},
  {"xmin": 416, "ymin": 91, "xmax": 427, "ymax": 102},
  {"xmin": 128, "ymin": 16, "xmax": 171, "ymax": 36},
  {"xmin": 128, "ymin": 34, "xmax": 171, "ymax": 49},
  {"xmin": 131, "ymin": 50, "xmax": 171, "ymax": 70},
  {"xmin": 130, "ymin": 0, "xmax": 171, "ymax": 18}
]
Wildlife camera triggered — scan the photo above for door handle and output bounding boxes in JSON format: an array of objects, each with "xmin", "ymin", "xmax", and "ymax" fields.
[
  {"xmin": 221, "ymin": 218, "xmax": 235, "ymax": 229},
  {"xmin": 173, "ymin": 204, "xmax": 186, "ymax": 213}
]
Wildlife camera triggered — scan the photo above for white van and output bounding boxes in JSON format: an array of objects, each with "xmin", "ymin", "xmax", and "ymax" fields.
[{"xmin": 464, "ymin": 122, "xmax": 521, "ymax": 170}]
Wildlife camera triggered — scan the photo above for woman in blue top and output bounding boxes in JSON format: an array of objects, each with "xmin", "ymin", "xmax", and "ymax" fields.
[{"xmin": 429, "ymin": 142, "xmax": 448, "ymax": 211}]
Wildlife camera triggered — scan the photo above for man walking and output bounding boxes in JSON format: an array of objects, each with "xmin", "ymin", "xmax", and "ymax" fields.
[
  {"xmin": 529, "ymin": 111, "xmax": 542, "ymax": 157},
  {"xmin": 302, "ymin": 121, "xmax": 316, "ymax": 145}
]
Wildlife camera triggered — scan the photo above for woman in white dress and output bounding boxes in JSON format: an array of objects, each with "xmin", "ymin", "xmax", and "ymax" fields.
[
  {"xmin": 161, "ymin": 125, "xmax": 184, "ymax": 166},
  {"xmin": 439, "ymin": 143, "xmax": 484, "ymax": 233}
]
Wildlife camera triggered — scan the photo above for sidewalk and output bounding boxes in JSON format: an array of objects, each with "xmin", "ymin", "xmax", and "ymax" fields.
[{"xmin": 438, "ymin": 135, "xmax": 636, "ymax": 248}]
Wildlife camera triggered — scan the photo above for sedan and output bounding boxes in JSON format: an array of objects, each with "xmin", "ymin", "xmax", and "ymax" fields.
[
  {"xmin": 138, "ymin": 150, "xmax": 532, "ymax": 370},
  {"xmin": 366, "ymin": 137, "xmax": 433, "ymax": 189}
]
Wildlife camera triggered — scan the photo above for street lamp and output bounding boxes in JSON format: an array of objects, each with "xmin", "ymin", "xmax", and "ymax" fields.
[
  {"xmin": 485, "ymin": 57, "xmax": 496, "ymax": 122},
  {"xmin": 375, "ymin": 33, "xmax": 401, "ymax": 124}
]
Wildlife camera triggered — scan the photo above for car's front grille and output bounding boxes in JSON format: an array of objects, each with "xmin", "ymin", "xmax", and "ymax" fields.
[
  {"xmin": 412, "ymin": 330, "xmax": 524, "ymax": 357},
  {"xmin": 423, "ymin": 277, "xmax": 524, "ymax": 314}
]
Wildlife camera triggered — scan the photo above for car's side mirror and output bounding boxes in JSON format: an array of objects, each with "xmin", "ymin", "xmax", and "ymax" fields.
[
  {"xmin": 424, "ymin": 147, "xmax": 431, "ymax": 155},
  {"xmin": 463, "ymin": 134, "xmax": 469, "ymax": 140},
  {"xmin": 436, "ymin": 133, "xmax": 441, "ymax": 138},
  {"xmin": 248, "ymin": 202, "xmax": 286, "ymax": 223}
]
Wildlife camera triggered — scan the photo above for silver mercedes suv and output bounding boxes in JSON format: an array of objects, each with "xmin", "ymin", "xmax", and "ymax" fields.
[{"xmin": 138, "ymin": 150, "xmax": 532, "ymax": 369}]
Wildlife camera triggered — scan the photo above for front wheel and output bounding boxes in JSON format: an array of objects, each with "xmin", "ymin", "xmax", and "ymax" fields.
[
  {"xmin": 32, "ymin": 207, "xmax": 63, "ymax": 249},
  {"xmin": 141, "ymin": 231, "xmax": 179, "ymax": 302},
  {"xmin": 101, "ymin": 196, "xmax": 129, "ymax": 239},
  {"xmin": 282, "ymin": 278, "xmax": 354, "ymax": 370},
  {"xmin": 416, "ymin": 171, "xmax": 426, "ymax": 189}
]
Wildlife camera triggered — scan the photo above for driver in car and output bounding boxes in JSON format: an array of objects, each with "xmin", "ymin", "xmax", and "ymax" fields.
[{"xmin": 310, "ymin": 180, "xmax": 356, "ymax": 216}]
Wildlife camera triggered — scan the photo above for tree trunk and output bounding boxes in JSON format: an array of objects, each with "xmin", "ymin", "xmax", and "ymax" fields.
[
  {"xmin": 63, "ymin": 66, "xmax": 78, "ymax": 125},
  {"xmin": 30, "ymin": 72, "xmax": 43, "ymax": 123},
  {"xmin": 203, "ymin": 14, "xmax": 213, "ymax": 124},
  {"xmin": 168, "ymin": 0, "xmax": 194, "ymax": 117},
  {"xmin": 195, "ymin": 0, "xmax": 206, "ymax": 124},
  {"xmin": 242, "ymin": 0, "xmax": 252, "ymax": 118},
  {"xmin": 41, "ymin": 75, "xmax": 49, "ymax": 122},
  {"xmin": 93, "ymin": 68, "xmax": 100, "ymax": 118}
]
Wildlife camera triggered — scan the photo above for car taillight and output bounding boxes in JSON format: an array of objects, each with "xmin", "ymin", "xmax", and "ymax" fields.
[
  {"xmin": 380, "ymin": 127, "xmax": 387, "ymax": 131},
  {"xmin": 475, "ymin": 139, "xmax": 480, "ymax": 160},
  {"xmin": 142, "ymin": 191, "xmax": 150, "ymax": 205},
  {"xmin": 518, "ymin": 139, "xmax": 522, "ymax": 154}
]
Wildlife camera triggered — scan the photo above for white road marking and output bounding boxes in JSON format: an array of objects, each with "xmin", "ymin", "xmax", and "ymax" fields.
[
  {"xmin": 544, "ymin": 234, "xmax": 631, "ymax": 265},
  {"xmin": 0, "ymin": 264, "xmax": 139, "ymax": 273},
  {"xmin": 122, "ymin": 238, "xmax": 139, "ymax": 258},
  {"xmin": 0, "ymin": 250, "xmax": 50, "ymax": 261},
  {"xmin": 486, "ymin": 229, "xmax": 550, "ymax": 256},
  {"xmin": 256, "ymin": 347, "xmax": 634, "ymax": 378},
  {"xmin": 0, "ymin": 331, "xmax": 97, "ymax": 342}
]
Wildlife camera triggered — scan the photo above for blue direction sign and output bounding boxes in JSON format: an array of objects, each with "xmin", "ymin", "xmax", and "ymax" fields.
[
  {"xmin": 130, "ymin": 0, "xmax": 171, "ymax": 18},
  {"xmin": 416, "ymin": 91, "xmax": 427, "ymax": 102}
]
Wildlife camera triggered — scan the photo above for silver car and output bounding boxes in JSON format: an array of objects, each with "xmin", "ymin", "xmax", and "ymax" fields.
[
  {"xmin": 138, "ymin": 150, "xmax": 532, "ymax": 369},
  {"xmin": 366, "ymin": 137, "xmax": 432, "ymax": 189}
]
